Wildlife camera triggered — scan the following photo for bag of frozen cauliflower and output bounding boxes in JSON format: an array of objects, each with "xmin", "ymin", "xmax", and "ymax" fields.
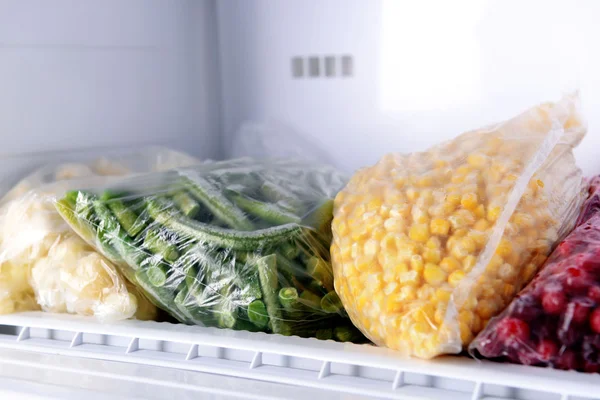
[
  {"xmin": 0, "ymin": 147, "xmax": 200, "ymax": 321},
  {"xmin": 331, "ymin": 94, "xmax": 588, "ymax": 358}
]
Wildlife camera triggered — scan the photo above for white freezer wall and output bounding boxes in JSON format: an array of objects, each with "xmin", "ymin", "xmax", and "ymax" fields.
[
  {"xmin": 0, "ymin": 0, "xmax": 220, "ymax": 183},
  {"xmin": 217, "ymin": 0, "xmax": 600, "ymax": 176}
]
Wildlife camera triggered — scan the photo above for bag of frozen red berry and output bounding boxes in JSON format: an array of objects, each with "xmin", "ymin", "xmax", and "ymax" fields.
[{"xmin": 471, "ymin": 177, "xmax": 600, "ymax": 372}]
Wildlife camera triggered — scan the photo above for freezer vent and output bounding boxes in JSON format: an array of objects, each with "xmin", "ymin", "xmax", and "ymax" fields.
[{"xmin": 291, "ymin": 55, "xmax": 353, "ymax": 78}]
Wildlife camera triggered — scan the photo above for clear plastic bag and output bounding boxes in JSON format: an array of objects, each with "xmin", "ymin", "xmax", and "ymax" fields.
[
  {"xmin": 471, "ymin": 176, "xmax": 600, "ymax": 372},
  {"xmin": 331, "ymin": 94, "xmax": 587, "ymax": 358},
  {"xmin": 2, "ymin": 146, "xmax": 201, "ymax": 204},
  {"xmin": 53, "ymin": 158, "xmax": 365, "ymax": 341},
  {"xmin": 0, "ymin": 146, "xmax": 198, "ymax": 321}
]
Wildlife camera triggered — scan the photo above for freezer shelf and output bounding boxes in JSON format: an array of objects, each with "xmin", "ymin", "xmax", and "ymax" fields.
[{"xmin": 0, "ymin": 312, "xmax": 597, "ymax": 400}]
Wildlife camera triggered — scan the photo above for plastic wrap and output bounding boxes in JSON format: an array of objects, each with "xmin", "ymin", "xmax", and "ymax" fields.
[
  {"xmin": 331, "ymin": 94, "xmax": 587, "ymax": 358},
  {"xmin": 471, "ymin": 176, "xmax": 600, "ymax": 372},
  {"xmin": 0, "ymin": 147, "xmax": 198, "ymax": 321},
  {"xmin": 54, "ymin": 158, "xmax": 366, "ymax": 341}
]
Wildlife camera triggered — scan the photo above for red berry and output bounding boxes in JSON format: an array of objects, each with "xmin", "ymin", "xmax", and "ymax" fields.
[
  {"xmin": 589, "ymin": 286, "xmax": 600, "ymax": 303},
  {"xmin": 496, "ymin": 318, "xmax": 530, "ymax": 346},
  {"xmin": 590, "ymin": 308, "xmax": 600, "ymax": 334},
  {"xmin": 555, "ymin": 350, "xmax": 579, "ymax": 370},
  {"xmin": 536, "ymin": 339, "xmax": 558, "ymax": 362},
  {"xmin": 567, "ymin": 300, "xmax": 592, "ymax": 324},
  {"xmin": 564, "ymin": 266, "xmax": 590, "ymax": 293},
  {"xmin": 542, "ymin": 291, "xmax": 567, "ymax": 315},
  {"xmin": 583, "ymin": 361, "xmax": 600, "ymax": 373}
]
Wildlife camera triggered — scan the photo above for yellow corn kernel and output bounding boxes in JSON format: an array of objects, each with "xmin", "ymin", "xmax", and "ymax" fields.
[
  {"xmin": 424, "ymin": 263, "xmax": 447, "ymax": 286},
  {"xmin": 416, "ymin": 176, "xmax": 434, "ymax": 188},
  {"xmin": 417, "ymin": 284, "xmax": 436, "ymax": 300},
  {"xmin": 475, "ymin": 299, "xmax": 496, "ymax": 320},
  {"xmin": 413, "ymin": 303, "xmax": 435, "ymax": 324},
  {"xmin": 357, "ymin": 293, "xmax": 370, "ymax": 309},
  {"xmin": 412, "ymin": 209, "xmax": 429, "ymax": 225},
  {"xmin": 394, "ymin": 262, "xmax": 409, "ymax": 275},
  {"xmin": 461, "ymin": 192, "xmax": 478, "ymax": 211},
  {"xmin": 409, "ymin": 224, "xmax": 430, "ymax": 243},
  {"xmin": 410, "ymin": 255, "xmax": 424, "ymax": 272},
  {"xmin": 458, "ymin": 310, "xmax": 474, "ymax": 328},
  {"xmin": 487, "ymin": 205, "xmax": 502, "ymax": 222},
  {"xmin": 521, "ymin": 263, "xmax": 538, "ymax": 282},
  {"xmin": 463, "ymin": 295, "xmax": 478, "ymax": 310},
  {"xmin": 440, "ymin": 256, "xmax": 461, "ymax": 273},
  {"xmin": 498, "ymin": 263, "xmax": 518, "ymax": 282},
  {"xmin": 426, "ymin": 236, "xmax": 442, "ymax": 249},
  {"xmin": 384, "ymin": 281, "xmax": 398, "ymax": 295},
  {"xmin": 446, "ymin": 235, "xmax": 459, "ymax": 252},
  {"xmin": 434, "ymin": 307, "xmax": 447, "ymax": 325},
  {"xmin": 456, "ymin": 165, "xmax": 472, "ymax": 176},
  {"xmin": 430, "ymin": 218, "xmax": 450, "ymax": 236},
  {"xmin": 396, "ymin": 240, "xmax": 419, "ymax": 261},
  {"xmin": 502, "ymin": 283, "xmax": 515, "ymax": 298},
  {"xmin": 495, "ymin": 239, "xmax": 513, "ymax": 258},
  {"xmin": 537, "ymin": 179, "xmax": 544, "ymax": 188},
  {"xmin": 451, "ymin": 237, "xmax": 476, "ymax": 259},
  {"xmin": 473, "ymin": 219, "xmax": 490, "ymax": 232},
  {"xmin": 486, "ymin": 254, "xmax": 504, "ymax": 273},
  {"xmin": 452, "ymin": 174, "xmax": 466, "ymax": 184},
  {"xmin": 474, "ymin": 204, "xmax": 485, "ymax": 219},
  {"xmin": 406, "ymin": 188, "xmax": 419, "ymax": 201},
  {"xmin": 423, "ymin": 248, "xmax": 441, "ymax": 264},
  {"xmin": 463, "ymin": 255, "xmax": 477, "ymax": 272},
  {"xmin": 398, "ymin": 285, "xmax": 417, "ymax": 301},
  {"xmin": 512, "ymin": 212, "xmax": 534, "ymax": 229},
  {"xmin": 453, "ymin": 228, "xmax": 469, "ymax": 238},
  {"xmin": 447, "ymin": 193, "xmax": 461, "ymax": 207},
  {"xmin": 399, "ymin": 270, "xmax": 420, "ymax": 286},
  {"xmin": 448, "ymin": 270, "xmax": 465, "ymax": 287},
  {"xmin": 412, "ymin": 321, "xmax": 430, "ymax": 336},
  {"xmin": 435, "ymin": 288, "xmax": 452, "ymax": 303},
  {"xmin": 468, "ymin": 230, "xmax": 487, "ymax": 248},
  {"xmin": 363, "ymin": 273, "xmax": 383, "ymax": 292},
  {"xmin": 385, "ymin": 296, "xmax": 401, "ymax": 313},
  {"xmin": 467, "ymin": 153, "xmax": 488, "ymax": 168},
  {"xmin": 363, "ymin": 239, "xmax": 379, "ymax": 259},
  {"xmin": 366, "ymin": 198, "xmax": 382, "ymax": 211}
]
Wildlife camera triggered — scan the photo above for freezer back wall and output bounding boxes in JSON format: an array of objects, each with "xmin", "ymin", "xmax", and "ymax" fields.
[{"xmin": 217, "ymin": 0, "xmax": 600, "ymax": 176}]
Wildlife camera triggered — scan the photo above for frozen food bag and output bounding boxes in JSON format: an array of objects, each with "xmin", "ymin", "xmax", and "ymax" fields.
[
  {"xmin": 54, "ymin": 158, "xmax": 366, "ymax": 341},
  {"xmin": 331, "ymin": 94, "xmax": 587, "ymax": 358},
  {"xmin": 2, "ymin": 146, "xmax": 200, "ymax": 204},
  {"xmin": 471, "ymin": 176, "xmax": 600, "ymax": 372},
  {"xmin": 0, "ymin": 146, "xmax": 198, "ymax": 321}
]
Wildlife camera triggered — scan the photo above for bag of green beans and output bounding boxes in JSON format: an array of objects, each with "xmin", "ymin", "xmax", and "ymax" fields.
[{"xmin": 53, "ymin": 158, "xmax": 366, "ymax": 342}]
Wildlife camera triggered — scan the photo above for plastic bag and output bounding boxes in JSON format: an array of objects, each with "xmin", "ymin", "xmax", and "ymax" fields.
[
  {"xmin": 331, "ymin": 94, "xmax": 587, "ymax": 358},
  {"xmin": 53, "ymin": 158, "xmax": 366, "ymax": 341},
  {"xmin": 0, "ymin": 146, "xmax": 198, "ymax": 321},
  {"xmin": 2, "ymin": 146, "xmax": 201, "ymax": 204},
  {"xmin": 230, "ymin": 121, "xmax": 334, "ymax": 165},
  {"xmin": 471, "ymin": 176, "xmax": 600, "ymax": 372}
]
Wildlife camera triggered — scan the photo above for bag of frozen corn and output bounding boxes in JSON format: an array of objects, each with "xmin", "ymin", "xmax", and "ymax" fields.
[
  {"xmin": 331, "ymin": 94, "xmax": 587, "ymax": 358},
  {"xmin": 0, "ymin": 147, "xmax": 198, "ymax": 321},
  {"xmin": 53, "ymin": 158, "xmax": 366, "ymax": 341}
]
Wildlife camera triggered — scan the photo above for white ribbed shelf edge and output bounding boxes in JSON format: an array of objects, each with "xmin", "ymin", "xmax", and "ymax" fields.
[{"xmin": 0, "ymin": 312, "xmax": 598, "ymax": 400}]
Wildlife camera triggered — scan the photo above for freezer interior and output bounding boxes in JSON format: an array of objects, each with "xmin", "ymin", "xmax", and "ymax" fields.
[{"xmin": 1, "ymin": 1, "xmax": 600, "ymax": 399}]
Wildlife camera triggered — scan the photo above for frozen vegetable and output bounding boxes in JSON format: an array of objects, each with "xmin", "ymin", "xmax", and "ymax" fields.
[
  {"xmin": 55, "ymin": 158, "xmax": 366, "ymax": 341},
  {"xmin": 331, "ymin": 94, "xmax": 587, "ymax": 358},
  {"xmin": 0, "ymin": 146, "xmax": 198, "ymax": 320},
  {"xmin": 471, "ymin": 176, "xmax": 600, "ymax": 372}
]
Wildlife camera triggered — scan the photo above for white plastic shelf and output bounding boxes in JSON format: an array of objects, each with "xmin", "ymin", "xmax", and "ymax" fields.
[{"xmin": 0, "ymin": 312, "xmax": 598, "ymax": 400}]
